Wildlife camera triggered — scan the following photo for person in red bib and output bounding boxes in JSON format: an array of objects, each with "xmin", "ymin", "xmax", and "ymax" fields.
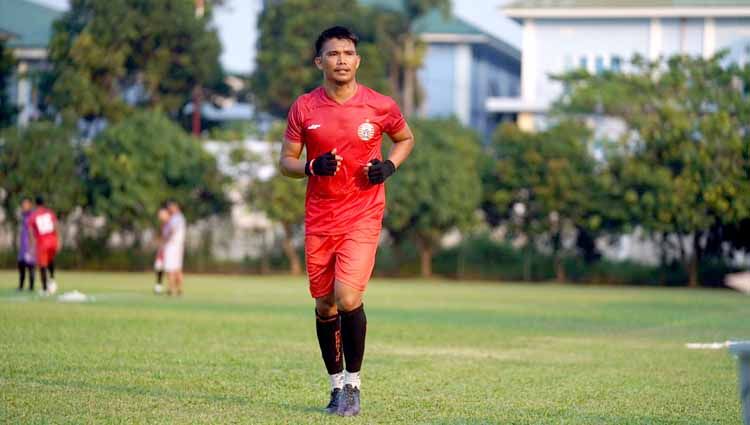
[
  {"xmin": 28, "ymin": 196, "xmax": 60, "ymax": 295},
  {"xmin": 280, "ymin": 26, "xmax": 415, "ymax": 416}
]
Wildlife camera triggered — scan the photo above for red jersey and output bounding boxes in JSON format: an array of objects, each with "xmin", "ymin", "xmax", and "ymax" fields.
[
  {"xmin": 286, "ymin": 85, "xmax": 406, "ymax": 235},
  {"xmin": 28, "ymin": 206, "xmax": 59, "ymax": 244}
]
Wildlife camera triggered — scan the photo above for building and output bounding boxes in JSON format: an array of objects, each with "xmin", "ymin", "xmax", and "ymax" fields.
[
  {"xmin": 358, "ymin": 0, "xmax": 521, "ymax": 141},
  {"xmin": 491, "ymin": 0, "xmax": 750, "ymax": 131},
  {"xmin": 0, "ymin": 0, "xmax": 62, "ymax": 126},
  {"xmin": 414, "ymin": 9, "xmax": 521, "ymax": 140}
]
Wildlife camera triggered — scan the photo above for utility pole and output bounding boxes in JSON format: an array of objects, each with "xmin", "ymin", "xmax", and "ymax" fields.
[{"xmin": 192, "ymin": 0, "xmax": 205, "ymax": 136}]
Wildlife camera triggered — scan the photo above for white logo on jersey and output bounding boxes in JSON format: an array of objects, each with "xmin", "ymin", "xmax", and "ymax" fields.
[
  {"xmin": 357, "ymin": 121, "xmax": 375, "ymax": 141},
  {"xmin": 307, "ymin": 124, "xmax": 321, "ymax": 130},
  {"xmin": 35, "ymin": 213, "xmax": 55, "ymax": 235}
]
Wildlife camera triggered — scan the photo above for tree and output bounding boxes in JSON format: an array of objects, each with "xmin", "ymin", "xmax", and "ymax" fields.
[
  {"xmin": 251, "ymin": 0, "xmax": 391, "ymax": 118},
  {"xmin": 556, "ymin": 53, "xmax": 750, "ymax": 286},
  {"xmin": 484, "ymin": 121, "xmax": 597, "ymax": 282},
  {"xmin": 0, "ymin": 40, "xmax": 17, "ymax": 127},
  {"xmin": 86, "ymin": 111, "xmax": 228, "ymax": 240},
  {"xmin": 248, "ymin": 173, "xmax": 306, "ymax": 275},
  {"xmin": 0, "ymin": 123, "xmax": 85, "ymax": 244},
  {"xmin": 47, "ymin": 0, "xmax": 224, "ymax": 124},
  {"xmin": 243, "ymin": 122, "xmax": 306, "ymax": 274},
  {"xmin": 385, "ymin": 118, "xmax": 481, "ymax": 277}
]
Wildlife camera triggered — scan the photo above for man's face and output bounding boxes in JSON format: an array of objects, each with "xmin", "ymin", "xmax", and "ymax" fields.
[
  {"xmin": 167, "ymin": 203, "xmax": 179, "ymax": 214},
  {"xmin": 315, "ymin": 38, "xmax": 360, "ymax": 84},
  {"xmin": 21, "ymin": 199, "xmax": 32, "ymax": 212}
]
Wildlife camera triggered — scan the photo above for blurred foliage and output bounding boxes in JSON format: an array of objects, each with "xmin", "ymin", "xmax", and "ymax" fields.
[
  {"xmin": 242, "ymin": 127, "xmax": 306, "ymax": 274},
  {"xmin": 385, "ymin": 118, "xmax": 481, "ymax": 277},
  {"xmin": 483, "ymin": 121, "xmax": 598, "ymax": 282},
  {"xmin": 0, "ymin": 123, "xmax": 85, "ymax": 228},
  {"xmin": 247, "ymin": 174, "xmax": 306, "ymax": 275},
  {"xmin": 85, "ymin": 111, "xmax": 228, "ymax": 237},
  {"xmin": 0, "ymin": 40, "xmax": 17, "ymax": 128},
  {"xmin": 47, "ymin": 0, "xmax": 224, "ymax": 123},
  {"xmin": 554, "ymin": 52, "xmax": 750, "ymax": 286}
]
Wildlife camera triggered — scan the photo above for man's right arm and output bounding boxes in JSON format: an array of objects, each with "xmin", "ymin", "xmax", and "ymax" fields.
[{"xmin": 279, "ymin": 139, "xmax": 307, "ymax": 179}]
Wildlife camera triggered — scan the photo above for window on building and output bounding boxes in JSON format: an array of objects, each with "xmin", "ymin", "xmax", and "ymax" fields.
[
  {"xmin": 579, "ymin": 56, "xmax": 588, "ymax": 71},
  {"xmin": 595, "ymin": 55, "xmax": 605, "ymax": 74},
  {"xmin": 611, "ymin": 55, "xmax": 622, "ymax": 72}
]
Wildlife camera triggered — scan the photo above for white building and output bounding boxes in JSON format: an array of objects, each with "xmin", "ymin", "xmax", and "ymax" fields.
[
  {"xmin": 0, "ymin": 0, "xmax": 62, "ymax": 126},
  {"xmin": 489, "ymin": 0, "xmax": 750, "ymax": 131}
]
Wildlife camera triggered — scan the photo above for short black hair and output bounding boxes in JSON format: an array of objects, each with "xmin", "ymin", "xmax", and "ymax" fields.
[
  {"xmin": 35, "ymin": 196, "xmax": 44, "ymax": 206},
  {"xmin": 315, "ymin": 26, "xmax": 358, "ymax": 57}
]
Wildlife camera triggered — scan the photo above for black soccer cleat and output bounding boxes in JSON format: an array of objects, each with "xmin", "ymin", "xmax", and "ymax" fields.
[
  {"xmin": 325, "ymin": 388, "xmax": 342, "ymax": 414},
  {"xmin": 336, "ymin": 384, "xmax": 361, "ymax": 417}
]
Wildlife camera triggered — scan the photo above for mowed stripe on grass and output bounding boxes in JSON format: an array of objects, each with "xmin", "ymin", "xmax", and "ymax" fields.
[{"xmin": 0, "ymin": 271, "xmax": 745, "ymax": 424}]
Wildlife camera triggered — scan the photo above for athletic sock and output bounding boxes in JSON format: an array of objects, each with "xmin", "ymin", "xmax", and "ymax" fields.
[
  {"xmin": 340, "ymin": 303, "xmax": 367, "ymax": 375},
  {"xmin": 18, "ymin": 261, "xmax": 25, "ymax": 290},
  {"xmin": 28, "ymin": 266, "xmax": 35, "ymax": 291},
  {"xmin": 315, "ymin": 310, "xmax": 343, "ymax": 377},
  {"xmin": 344, "ymin": 371, "xmax": 361, "ymax": 389},
  {"xmin": 156, "ymin": 271, "xmax": 163, "ymax": 284},
  {"xmin": 48, "ymin": 261, "xmax": 55, "ymax": 279},
  {"xmin": 329, "ymin": 372, "xmax": 344, "ymax": 390},
  {"xmin": 40, "ymin": 267, "xmax": 48, "ymax": 291}
]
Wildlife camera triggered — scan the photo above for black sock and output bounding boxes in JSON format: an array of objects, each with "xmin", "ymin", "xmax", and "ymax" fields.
[
  {"xmin": 48, "ymin": 261, "xmax": 55, "ymax": 279},
  {"xmin": 40, "ymin": 268, "xmax": 48, "ymax": 291},
  {"xmin": 28, "ymin": 265, "xmax": 35, "ymax": 291},
  {"xmin": 18, "ymin": 261, "xmax": 25, "ymax": 289},
  {"xmin": 340, "ymin": 304, "xmax": 367, "ymax": 373},
  {"xmin": 315, "ymin": 310, "xmax": 343, "ymax": 375},
  {"xmin": 156, "ymin": 271, "xmax": 163, "ymax": 284}
]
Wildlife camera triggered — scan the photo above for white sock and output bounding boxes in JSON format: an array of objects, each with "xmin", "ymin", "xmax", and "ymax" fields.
[
  {"xmin": 344, "ymin": 371, "xmax": 361, "ymax": 389},
  {"xmin": 329, "ymin": 372, "xmax": 344, "ymax": 390}
]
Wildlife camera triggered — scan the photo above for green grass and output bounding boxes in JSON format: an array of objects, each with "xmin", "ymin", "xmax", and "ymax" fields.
[{"xmin": 0, "ymin": 271, "xmax": 746, "ymax": 424}]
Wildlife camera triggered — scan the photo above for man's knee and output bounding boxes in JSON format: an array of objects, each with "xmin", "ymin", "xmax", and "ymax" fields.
[
  {"xmin": 315, "ymin": 293, "xmax": 337, "ymax": 317},
  {"xmin": 335, "ymin": 290, "xmax": 361, "ymax": 312}
]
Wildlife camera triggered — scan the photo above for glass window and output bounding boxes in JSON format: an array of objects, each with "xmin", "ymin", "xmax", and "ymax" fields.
[
  {"xmin": 611, "ymin": 55, "xmax": 622, "ymax": 72},
  {"xmin": 579, "ymin": 56, "xmax": 588, "ymax": 71},
  {"xmin": 595, "ymin": 55, "xmax": 605, "ymax": 74}
]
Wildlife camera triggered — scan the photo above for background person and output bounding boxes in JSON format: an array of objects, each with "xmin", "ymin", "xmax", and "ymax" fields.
[
  {"xmin": 28, "ymin": 196, "xmax": 60, "ymax": 295},
  {"xmin": 17, "ymin": 197, "xmax": 36, "ymax": 292},
  {"xmin": 163, "ymin": 200, "xmax": 186, "ymax": 296}
]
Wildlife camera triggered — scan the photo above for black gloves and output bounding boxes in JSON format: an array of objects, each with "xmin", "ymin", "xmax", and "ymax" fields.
[
  {"xmin": 367, "ymin": 158, "xmax": 396, "ymax": 184},
  {"xmin": 305, "ymin": 151, "xmax": 339, "ymax": 176}
]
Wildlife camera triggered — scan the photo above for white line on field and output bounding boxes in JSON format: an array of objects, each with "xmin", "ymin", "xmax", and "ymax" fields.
[{"xmin": 685, "ymin": 341, "xmax": 731, "ymax": 350}]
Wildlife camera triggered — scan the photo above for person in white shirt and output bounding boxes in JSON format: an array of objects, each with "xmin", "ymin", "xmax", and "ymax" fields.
[{"xmin": 163, "ymin": 200, "xmax": 186, "ymax": 296}]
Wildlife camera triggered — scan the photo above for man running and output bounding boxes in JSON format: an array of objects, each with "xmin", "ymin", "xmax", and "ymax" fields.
[
  {"xmin": 280, "ymin": 26, "xmax": 415, "ymax": 416},
  {"xmin": 28, "ymin": 196, "xmax": 60, "ymax": 295},
  {"xmin": 17, "ymin": 197, "xmax": 36, "ymax": 292}
]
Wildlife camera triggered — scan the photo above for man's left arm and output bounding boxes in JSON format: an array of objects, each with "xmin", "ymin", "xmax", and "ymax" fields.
[{"xmin": 365, "ymin": 124, "xmax": 415, "ymax": 183}]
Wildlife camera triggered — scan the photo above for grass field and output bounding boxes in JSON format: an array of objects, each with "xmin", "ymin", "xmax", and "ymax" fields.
[{"xmin": 0, "ymin": 271, "xmax": 746, "ymax": 424}]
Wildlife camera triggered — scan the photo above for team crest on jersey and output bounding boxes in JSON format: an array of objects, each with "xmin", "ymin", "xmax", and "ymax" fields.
[{"xmin": 357, "ymin": 121, "xmax": 375, "ymax": 141}]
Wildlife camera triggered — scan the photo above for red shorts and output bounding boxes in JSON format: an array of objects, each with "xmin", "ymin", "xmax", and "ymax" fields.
[
  {"xmin": 36, "ymin": 240, "xmax": 58, "ymax": 268},
  {"xmin": 305, "ymin": 228, "xmax": 381, "ymax": 298}
]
